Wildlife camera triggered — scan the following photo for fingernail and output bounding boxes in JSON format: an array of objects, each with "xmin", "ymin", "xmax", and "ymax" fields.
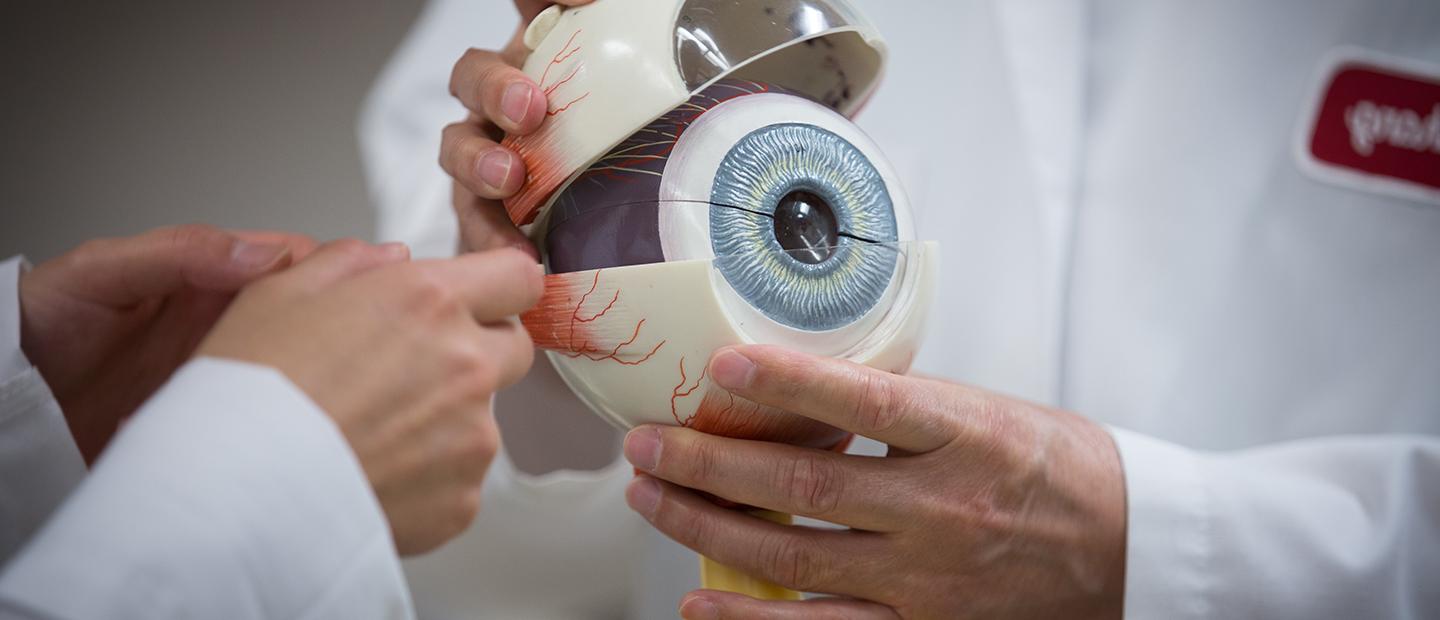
[
  {"xmin": 501, "ymin": 82, "xmax": 534, "ymax": 127},
  {"xmin": 626, "ymin": 476, "xmax": 661, "ymax": 519},
  {"xmin": 231, "ymin": 241, "xmax": 289, "ymax": 270},
  {"xmin": 624, "ymin": 427, "xmax": 661, "ymax": 471},
  {"xmin": 379, "ymin": 242, "xmax": 411, "ymax": 260},
  {"xmin": 679, "ymin": 596, "xmax": 719, "ymax": 620},
  {"xmin": 710, "ymin": 349, "xmax": 756, "ymax": 390},
  {"xmin": 477, "ymin": 149, "xmax": 513, "ymax": 192},
  {"xmin": 517, "ymin": 241, "xmax": 543, "ymax": 263}
]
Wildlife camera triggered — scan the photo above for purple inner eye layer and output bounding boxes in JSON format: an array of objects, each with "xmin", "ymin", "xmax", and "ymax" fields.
[{"xmin": 544, "ymin": 79, "xmax": 807, "ymax": 274}]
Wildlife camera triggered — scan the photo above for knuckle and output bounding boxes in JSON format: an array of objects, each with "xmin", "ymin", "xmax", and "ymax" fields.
[
  {"xmin": 450, "ymin": 348, "xmax": 502, "ymax": 399},
  {"xmin": 439, "ymin": 123, "xmax": 467, "ymax": 171},
  {"xmin": 475, "ymin": 59, "xmax": 513, "ymax": 97},
  {"xmin": 66, "ymin": 238, "xmax": 113, "ymax": 268},
  {"xmin": 468, "ymin": 355, "xmax": 501, "ymax": 394},
  {"xmin": 779, "ymin": 454, "xmax": 844, "ymax": 518},
  {"xmin": 759, "ymin": 364, "xmax": 809, "ymax": 406},
  {"xmin": 450, "ymin": 488, "xmax": 482, "ymax": 535},
  {"xmin": 328, "ymin": 237, "xmax": 371, "ymax": 259},
  {"xmin": 515, "ymin": 334, "xmax": 537, "ymax": 369},
  {"xmin": 474, "ymin": 423, "xmax": 500, "ymax": 462},
  {"xmin": 666, "ymin": 501, "xmax": 712, "ymax": 550},
  {"xmin": 854, "ymin": 370, "xmax": 902, "ymax": 437},
  {"xmin": 406, "ymin": 270, "xmax": 457, "ymax": 315},
  {"xmin": 988, "ymin": 402, "xmax": 1045, "ymax": 479},
  {"xmin": 506, "ymin": 319, "xmax": 536, "ymax": 351},
  {"xmin": 165, "ymin": 223, "xmax": 218, "ymax": 244},
  {"xmin": 493, "ymin": 330, "xmax": 535, "ymax": 389},
  {"xmin": 318, "ymin": 238, "xmax": 382, "ymax": 272},
  {"xmin": 511, "ymin": 319, "xmax": 537, "ymax": 349},
  {"xmin": 490, "ymin": 249, "xmax": 544, "ymax": 305},
  {"xmin": 449, "ymin": 48, "xmax": 485, "ymax": 98},
  {"xmin": 446, "ymin": 345, "xmax": 491, "ymax": 382},
  {"xmin": 764, "ymin": 534, "xmax": 828, "ymax": 592},
  {"xmin": 162, "ymin": 223, "xmax": 224, "ymax": 256},
  {"xmin": 678, "ymin": 436, "xmax": 719, "ymax": 486},
  {"xmin": 456, "ymin": 423, "xmax": 499, "ymax": 480},
  {"xmin": 963, "ymin": 391, "xmax": 1018, "ymax": 453}
]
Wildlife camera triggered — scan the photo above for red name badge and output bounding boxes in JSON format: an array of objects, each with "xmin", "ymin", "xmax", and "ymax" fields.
[{"xmin": 1298, "ymin": 49, "xmax": 1440, "ymax": 204}]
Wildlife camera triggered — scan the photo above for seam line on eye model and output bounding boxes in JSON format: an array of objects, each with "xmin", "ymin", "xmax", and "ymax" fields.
[{"xmin": 557, "ymin": 199, "xmax": 887, "ymax": 245}]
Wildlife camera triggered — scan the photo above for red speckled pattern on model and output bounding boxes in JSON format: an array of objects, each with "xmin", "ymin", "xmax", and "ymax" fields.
[
  {"xmin": 504, "ymin": 28, "xmax": 592, "ymax": 227},
  {"xmin": 520, "ymin": 270, "xmax": 666, "ymax": 365},
  {"xmin": 522, "ymin": 269, "xmax": 849, "ymax": 449},
  {"xmin": 683, "ymin": 384, "xmax": 850, "ymax": 450}
]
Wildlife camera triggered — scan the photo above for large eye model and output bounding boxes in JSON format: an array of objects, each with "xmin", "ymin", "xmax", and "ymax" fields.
[
  {"xmin": 540, "ymin": 79, "xmax": 913, "ymax": 357},
  {"xmin": 522, "ymin": 79, "xmax": 934, "ymax": 440}
]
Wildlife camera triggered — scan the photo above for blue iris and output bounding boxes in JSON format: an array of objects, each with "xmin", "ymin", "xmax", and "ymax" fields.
[{"xmin": 710, "ymin": 123, "xmax": 899, "ymax": 331}]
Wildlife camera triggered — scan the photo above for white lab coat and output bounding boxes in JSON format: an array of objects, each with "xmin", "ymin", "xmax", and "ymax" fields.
[
  {"xmin": 0, "ymin": 257, "xmax": 414, "ymax": 619},
  {"xmin": 361, "ymin": 0, "xmax": 1440, "ymax": 618}
]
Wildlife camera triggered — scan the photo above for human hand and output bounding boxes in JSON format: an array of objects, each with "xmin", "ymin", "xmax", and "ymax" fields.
[
  {"xmin": 622, "ymin": 345, "xmax": 1128, "ymax": 620},
  {"xmin": 197, "ymin": 241, "xmax": 543, "ymax": 555},
  {"xmin": 18, "ymin": 225, "xmax": 315, "ymax": 463},
  {"xmin": 439, "ymin": 0, "xmax": 593, "ymax": 256}
]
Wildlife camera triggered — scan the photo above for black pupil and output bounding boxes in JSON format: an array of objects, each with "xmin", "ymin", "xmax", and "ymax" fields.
[{"xmin": 773, "ymin": 191, "xmax": 839, "ymax": 265}]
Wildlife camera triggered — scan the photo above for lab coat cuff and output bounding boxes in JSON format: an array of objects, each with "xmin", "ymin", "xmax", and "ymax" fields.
[
  {"xmin": 0, "ymin": 365, "xmax": 86, "ymax": 563},
  {"xmin": 0, "ymin": 257, "xmax": 34, "ymax": 386},
  {"xmin": 1109, "ymin": 427, "xmax": 1213, "ymax": 620},
  {"xmin": 0, "ymin": 357, "xmax": 413, "ymax": 618}
]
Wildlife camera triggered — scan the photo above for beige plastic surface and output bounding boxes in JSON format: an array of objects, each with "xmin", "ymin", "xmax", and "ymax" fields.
[{"xmin": 527, "ymin": 242, "xmax": 938, "ymax": 432}]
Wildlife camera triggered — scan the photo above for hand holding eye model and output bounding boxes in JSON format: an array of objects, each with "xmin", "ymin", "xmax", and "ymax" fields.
[
  {"xmin": 440, "ymin": 0, "xmax": 592, "ymax": 257},
  {"xmin": 622, "ymin": 345, "xmax": 1128, "ymax": 619},
  {"xmin": 442, "ymin": 0, "xmax": 946, "ymax": 605}
]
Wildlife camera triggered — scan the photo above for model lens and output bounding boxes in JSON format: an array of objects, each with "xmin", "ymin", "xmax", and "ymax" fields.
[{"xmin": 773, "ymin": 190, "xmax": 839, "ymax": 264}]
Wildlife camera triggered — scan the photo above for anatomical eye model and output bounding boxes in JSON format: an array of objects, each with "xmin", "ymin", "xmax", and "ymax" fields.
[
  {"xmin": 525, "ymin": 78, "xmax": 933, "ymax": 446},
  {"xmin": 508, "ymin": 0, "xmax": 939, "ymax": 600}
]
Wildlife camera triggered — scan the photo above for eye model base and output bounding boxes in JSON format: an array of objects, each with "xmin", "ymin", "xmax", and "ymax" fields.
[{"xmin": 520, "ymin": 241, "xmax": 938, "ymax": 439}]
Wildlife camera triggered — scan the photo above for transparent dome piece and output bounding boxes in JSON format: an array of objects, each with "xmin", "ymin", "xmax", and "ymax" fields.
[{"xmin": 674, "ymin": 0, "xmax": 885, "ymax": 114}]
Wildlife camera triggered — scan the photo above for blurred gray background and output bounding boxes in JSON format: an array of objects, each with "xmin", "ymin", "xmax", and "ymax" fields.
[{"xmin": 0, "ymin": 0, "xmax": 427, "ymax": 262}]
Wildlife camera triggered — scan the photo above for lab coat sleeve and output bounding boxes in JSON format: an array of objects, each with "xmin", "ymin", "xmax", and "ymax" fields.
[
  {"xmin": 1112, "ymin": 428, "xmax": 1440, "ymax": 619},
  {"xmin": 0, "ymin": 257, "xmax": 88, "ymax": 565},
  {"xmin": 0, "ymin": 357, "xmax": 414, "ymax": 620}
]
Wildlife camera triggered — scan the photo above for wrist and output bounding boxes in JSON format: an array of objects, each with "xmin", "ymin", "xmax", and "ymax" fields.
[{"xmin": 1053, "ymin": 411, "xmax": 1128, "ymax": 620}]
